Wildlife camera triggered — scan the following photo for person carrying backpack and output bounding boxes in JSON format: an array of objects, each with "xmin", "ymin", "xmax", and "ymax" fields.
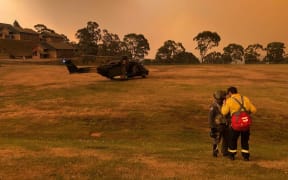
[
  {"xmin": 221, "ymin": 86, "xmax": 256, "ymax": 161},
  {"xmin": 208, "ymin": 90, "xmax": 229, "ymax": 157}
]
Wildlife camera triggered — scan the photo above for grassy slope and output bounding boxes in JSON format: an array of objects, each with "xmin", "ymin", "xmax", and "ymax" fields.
[{"xmin": 0, "ymin": 64, "xmax": 287, "ymax": 179}]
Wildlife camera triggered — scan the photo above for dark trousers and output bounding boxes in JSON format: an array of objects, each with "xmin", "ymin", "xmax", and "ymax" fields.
[
  {"xmin": 228, "ymin": 128, "xmax": 250, "ymax": 158},
  {"xmin": 212, "ymin": 125, "xmax": 229, "ymax": 155},
  {"xmin": 220, "ymin": 125, "xmax": 229, "ymax": 155}
]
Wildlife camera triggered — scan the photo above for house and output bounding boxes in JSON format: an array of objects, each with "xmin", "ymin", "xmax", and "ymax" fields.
[
  {"xmin": 0, "ymin": 21, "xmax": 76, "ymax": 59},
  {"xmin": 33, "ymin": 41, "xmax": 76, "ymax": 59},
  {"xmin": 40, "ymin": 31, "xmax": 64, "ymax": 42},
  {"xmin": 0, "ymin": 39, "xmax": 39, "ymax": 59},
  {"xmin": 0, "ymin": 22, "xmax": 39, "ymax": 41}
]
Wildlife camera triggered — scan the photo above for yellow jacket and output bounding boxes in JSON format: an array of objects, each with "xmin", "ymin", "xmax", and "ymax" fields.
[{"xmin": 221, "ymin": 93, "xmax": 257, "ymax": 116}]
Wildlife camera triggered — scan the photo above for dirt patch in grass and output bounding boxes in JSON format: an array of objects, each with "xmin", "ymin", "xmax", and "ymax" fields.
[
  {"xmin": 0, "ymin": 147, "xmax": 113, "ymax": 160},
  {"xmin": 0, "ymin": 147, "xmax": 114, "ymax": 179},
  {"xmin": 47, "ymin": 147, "xmax": 113, "ymax": 160},
  {"xmin": 0, "ymin": 103, "xmax": 127, "ymax": 121},
  {"xmin": 257, "ymin": 158, "xmax": 288, "ymax": 173},
  {"xmin": 123, "ymin": 155, "xmax": 205, "ymax": 178},
  {"xmin": 0, "ymin": 65, "xmax": 105, "ymax": 90},
  {"xmin": 0, "ymin": 148, "xmax": 30, "ymax": 159}
]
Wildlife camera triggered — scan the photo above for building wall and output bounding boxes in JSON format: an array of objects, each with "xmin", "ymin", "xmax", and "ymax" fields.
[
  {"xmin": 32, "ymin": 46, "xmax": 41, "ymax": 59},
  {"xmin": 13, "ymin": 34, "xmax": 20, "ymax": 40},
  {"xmin": 0, "ymin": 28, "xmax": 11, "ymax": 39},
  {"xmin": 0, "ymin": 28, "xmax": 21, "ymax": 40},
  {"xmin": 20, "ymin": 33, "xmax": 39, "ymax": 41},
  {"xmin": 0, "ymin": 54, "xmax": 9, "ymax": 58},
  {"xmin": 0, "ymin": 48, "xmax": 9, "ymax": 58},
  {"xmin": 48, "ymin": 50, "xmax": 57, "ymax": 58}
]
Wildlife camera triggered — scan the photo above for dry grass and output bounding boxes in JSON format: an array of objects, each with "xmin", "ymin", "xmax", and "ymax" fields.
[{"xmin": 0, "ymin": 63, "xmax": 288, "ymax": 179}]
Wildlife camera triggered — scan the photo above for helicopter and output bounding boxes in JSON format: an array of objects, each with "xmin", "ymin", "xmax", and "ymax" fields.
[{"xmin": 62, "ymin": 58, "xmax": 149, "ymax": 80}]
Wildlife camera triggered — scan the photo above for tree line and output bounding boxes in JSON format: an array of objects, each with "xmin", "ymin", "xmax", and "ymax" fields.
[{"xmin": 34, "ymin": 22, "xmax": 288, "ymax": 64}]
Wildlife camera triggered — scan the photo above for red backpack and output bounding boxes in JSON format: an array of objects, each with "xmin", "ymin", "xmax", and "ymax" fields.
[{"xmin": 231, "ymin": 96, "xmax": 252, "ymax": 131}]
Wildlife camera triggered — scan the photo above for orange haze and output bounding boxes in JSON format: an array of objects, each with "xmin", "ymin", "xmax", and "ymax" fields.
[{"xmin": 1, "ymin": 0, "xmax": 288, "ymax": 58}]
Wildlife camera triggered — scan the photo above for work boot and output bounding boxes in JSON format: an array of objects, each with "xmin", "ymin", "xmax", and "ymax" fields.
[
  {"xmin": 222, "ymin": 149, "xmax": 229, "ymax": 157},
  {"xmin": 242, "ymin": 153, "xmax": 250, "ymax": 161},
  {"xmin": 243, "ymin": 157, "xmax": 249, "ymax": 161},
  {"xmin": 213, "ymin": 150, "xmax": 218, "ymax": 157},
  {"xmin": 229, "ymin": 154, "xmax": 235, "ymax": 160},
  {"xmin": 222, "ymin": 152, "xmax": 229, "ymax": 157},
  {"xmin": 212, "ymin": 145, "xmax": 218, "ymax": 157}
]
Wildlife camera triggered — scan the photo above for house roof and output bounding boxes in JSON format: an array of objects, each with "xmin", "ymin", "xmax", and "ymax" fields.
[
  {"xmin": 0, "ymin": 23, "xmax": 38, "ymax": 35},
  {"xmin": 22, "ymin": 28, "xmax": 39, "ymax": 34},
  {"xmin": 0, "ymin": 23, "xmax": 18, "ymax": 33},
  {"xmin": 40, "ymin": 31, "xmax": 63, "ymax": 38},
  {"xmin": 0, "ymin": 39, "xmax": 38, "ymax": 56},
  {"xmin": 42, "ymin": 41, "xmax": 75, "ymax": 50}
]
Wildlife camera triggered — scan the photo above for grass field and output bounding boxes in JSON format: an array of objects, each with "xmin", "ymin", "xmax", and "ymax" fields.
[{"xmin": 0, "ymin": 63, "xmax": 288, "ymax": 179}]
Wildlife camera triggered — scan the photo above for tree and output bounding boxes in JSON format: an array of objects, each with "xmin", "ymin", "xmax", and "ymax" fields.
[
  {"xmin": 60, "ymin": 34, "xmax": 70, "ymax": 43},
  {"xmin": 34, "ymin": 24, "xmax": 70, "ymax": 43},
  {"xmin": 203, "ymin": 51, "xmax": 223, "ymax": 64},
  {"xmin": 34, "ymin": 24, "xmax": 55, "ymax": 34},
  {"xmin": 155, "ymin": 40, "xmax": 185, "ymax": 62},
  {"xmin": 223, "ymin": 43, "xmax": 244, "ymax": 64},
  {"xmin": 34, "ymin": 24, "xmax": 47, "ymax": 33},
  {"xmin": 244, "ymin": 44, "xmax": 264, "ymax": 64},
  {"xmin": 264, "ymin": 42, "xmax": 285, "ymax": 63},
  {"xmin": 222, "ymin": 54, "xmax": 233, "ymax": 64},
  {"xmin": 155, "ymin": 40, "xmax": 199, "ymax": 64},
  {"xmin": 98, "ymin": 29, "xmax": 123, "ymax": 56},
  {"xmin": 75, "ymin": 21, "xmax": 101, "ymax": 55},
  {"xmin": 193, "ymin": 31, "xmax": 221, "ymax": 63},
  {"xmin": 123, "ymin": 33, "xmax": 150, "ymax": 60},
  {"xmin": 173, "ymin": 52, "xmax": 199, "ymax": 64}
]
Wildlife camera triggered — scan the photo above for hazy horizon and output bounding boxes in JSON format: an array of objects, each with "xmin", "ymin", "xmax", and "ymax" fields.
[{"xmin": 1, "ymin": 0, "xmax": 288, "ymax": 58}]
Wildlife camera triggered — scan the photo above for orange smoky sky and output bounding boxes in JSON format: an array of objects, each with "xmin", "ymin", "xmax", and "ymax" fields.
[{"xmin": 1, "ymin": 0, "xmax": 288, "ymax": 58}]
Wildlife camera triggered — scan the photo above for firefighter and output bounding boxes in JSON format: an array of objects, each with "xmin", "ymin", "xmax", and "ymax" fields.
[
  {"xmin": 221, "ymin": 86, "xmax": 256, "ymax": 161},
  {"xmin": 208, "ymin": 90, "xmax": 229, "ymax": 157}
]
